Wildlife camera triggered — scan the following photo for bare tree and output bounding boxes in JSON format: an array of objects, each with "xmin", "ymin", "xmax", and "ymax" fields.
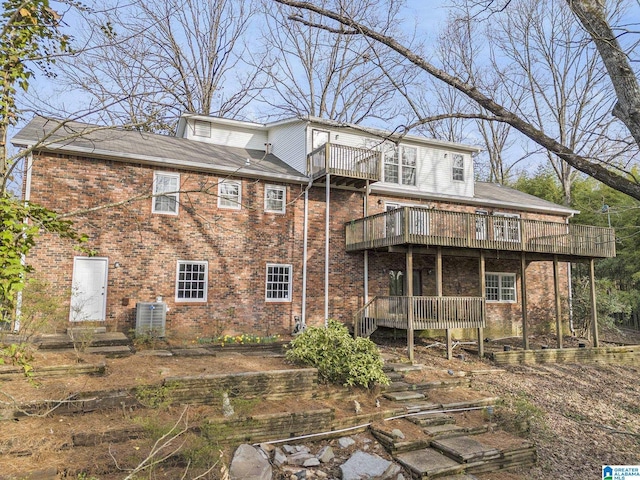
[
  {"xmin": 272, "ymin": 0, "xmax": 640, "ymax": 201},
  {"xmin": 256, "ymin": 0, "xmax": 404, "ymax": 122},
  {"xmin": 60, "ymin": 0, "xmax": 263, "ymax": 133}
]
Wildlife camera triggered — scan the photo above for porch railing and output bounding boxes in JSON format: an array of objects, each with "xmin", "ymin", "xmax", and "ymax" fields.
[
  {"xmin": 353, "ymin": 295, "xmax": 485, "ymax": 337},
  {"xmin": 345, "ymin": 206, "xmax": 616, "ymax": 258},
  {"xmin": 307, "ymin": 142, "xmax": 381, "ymax": 182}
]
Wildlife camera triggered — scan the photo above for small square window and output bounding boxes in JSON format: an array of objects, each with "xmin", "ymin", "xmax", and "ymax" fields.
[
  {"xmin": 176, "ymin": 261, "xmax": 208, "ymax": 302},
  {"xmin": 265, "ymin": 185, "xmax": 286, "ymax": 213},
  {"xmin": 218, "ymin": 180, "xmax": 241, "ymax": 209},
  {"xmin": 452, "ymin": 154, "xmax": 464, "ymax": 181},
  {"xmin": 152, "ymin": 172, "xmax": 179, "ymax": 215},
  {"xmin": 266, "ymin": 264, "xmax": 292, "ymax": 302}
]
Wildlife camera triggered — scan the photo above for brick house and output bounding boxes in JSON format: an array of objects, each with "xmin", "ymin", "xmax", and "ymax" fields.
[{"xmin": 12, "ymin": 115, "xmax": 615, "ymax": 350}]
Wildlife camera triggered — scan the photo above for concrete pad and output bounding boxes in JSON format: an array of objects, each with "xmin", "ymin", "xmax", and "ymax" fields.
[
  {"xmin": 395, "ymin": 448, "xmax": 464, "ymax": 478},
  {"xmin": 432, "ymin": 436, "xmax": 501, "ymax": 463},
  {"xmin": 383, "ymin": 391, "xmax": 425, "ymax": 401}
]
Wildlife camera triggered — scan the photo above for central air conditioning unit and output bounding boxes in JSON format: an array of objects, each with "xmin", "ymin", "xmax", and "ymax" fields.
[{"xmin": 135, "ymin": 302, "xmax": 167, "ymax": 337}]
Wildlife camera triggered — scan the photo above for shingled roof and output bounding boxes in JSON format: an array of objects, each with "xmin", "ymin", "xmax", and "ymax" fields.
[{"xmin": 11, "ymin": 116, "xmax": 308, "ymax": 183}]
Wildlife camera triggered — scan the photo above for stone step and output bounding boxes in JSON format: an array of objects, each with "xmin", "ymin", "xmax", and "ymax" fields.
[
  {"xmin": 414, "ymin": 378, "xmax": 472, "ymax": 391},
  {"xmin": 395, "ymin": 448, "xmax": 466, "ymax": 479},
  {"xmin": 382, "ymin": 381, "xmax": 417, "ymax": 393},
  {"xmin": 431, "ymin": 436, "xmax": 501, "ymax": 464},
  {"xmin": 86, "ymin": 345, "xmax": 132, "ymax": 358},
  {"xmin": 423, "ymin": 424, "xmax": 469, "ymax": 439},
  {"xmin": 384, "ymin": 363, "xmax": 425, "ymax": 373},
  {"xmin": 408, "ymin": 412, "xmax": 455, "ymax": 427},
  {"xmin": 387, "ymin": 372, "xmax": 405, "ymax": 382},
  {"xmin": 383, "ymin": 391, "xmax": 426, "ymax": 402}
]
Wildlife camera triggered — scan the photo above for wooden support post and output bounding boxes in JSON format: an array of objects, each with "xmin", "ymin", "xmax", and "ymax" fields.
[
  {"xmin": 521, "ymin": 253, "xmax": 529, "ymax": 350},
  {"xmin": 478, "ymin": 251, "xmax": 486, "ymax": 359},
  {"xmin": 406, "ymin": 246, "xmax": 414, "ymax": 362},
  {"xmin": 590, "ymin": 258, "xmax": 599, "ymax": 347},
  {"xmin": 436, "ymin": 247, "xmax": 451, "ymax": 360},
  {"xmin": 553, "ymin": 255, "xmax": 563, "ymax": 349}
]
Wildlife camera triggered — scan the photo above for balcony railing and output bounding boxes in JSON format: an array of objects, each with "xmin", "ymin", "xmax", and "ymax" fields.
[
  {"xmin": 353, "ymin": 296, "xmax": 485, "ymax": 337},
  {"xmin": 307, "ymin": 143, "xmax": 381, "ymax": 183},
  {"xmin": 345, "ymin": 206, "xmax": 616, "ymax": 258}
]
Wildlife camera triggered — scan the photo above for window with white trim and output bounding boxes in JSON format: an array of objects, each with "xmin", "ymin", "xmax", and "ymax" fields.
[
  {"xmin": 401, "ymin": 146, "xmax": 417, "ymax": 185},
  {"xmin": 218, "ymin": 180, "xmax": 241, "ymax": 209},
  {"xmin": 152, "ymin": 172, "xmax": 179, "ymax": 215},
  {"xmin": 485, "ymin": 273, "xmax": 516, "ymax": 302},
  {"xmin": 384, "ymin": 145, "xmax": 417, "ymax": 186},
  {"xmin": 493, "ymin": 212, "xmax": 521, "ymax": 242},
  {"xmin": 176, "ymin": 261, "xmax": 208, "ymax": 302},
  {"xmin": 265, "ymin": 185, "xmax": 286, "ymax": 213},
  {"xmin": 265, "ymin": 264, "xmax": 292, "ymax": 302},
  {"xmin": 452, "ymin": 154, "xmax": 464, "ymax": 181}
]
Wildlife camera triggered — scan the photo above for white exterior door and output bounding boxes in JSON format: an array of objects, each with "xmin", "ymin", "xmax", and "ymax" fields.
[{"xmin": 70, "ymin": 257, "xmax": 109, "ymax": 322}]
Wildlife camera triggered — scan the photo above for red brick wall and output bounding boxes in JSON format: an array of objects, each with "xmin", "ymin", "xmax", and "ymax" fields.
[{"xmin": 25, "ymin": 152, "xmax": 570, "ymax": 339}]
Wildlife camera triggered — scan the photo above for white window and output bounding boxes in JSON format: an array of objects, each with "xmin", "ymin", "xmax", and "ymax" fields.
[
  {"xmin": 194, "ymin": 120, "xmax": 211, "ymax": 137},
  {"xmin": 485, "ymin": 273, "xmax": 516, "ymax": 302},
  {"xmin": 401, "ymin": 146, "xmax": 417, "ymax": 186},
  {"xmin": 218, "ymin": 180, "xmax": 241, "ymax": 209},
  {"xmin": 383, "ymin": 144, "xmax": 399, "ymax": 183},
  {"xmin": 176, "ymin": 261, "xmax": 208, "ymax": 302},
  {"xmin": 152, "ymin": 172, "xmax": 179, "ymax": 215},
  {"xmin": 266, "ymin": 264, "xmax": 292, "ymax": 302},
  {"xmin": 384, "ymin": 144, "xmax": 417, "ymax": 186},
  {"xmin": 493, "ymin": 213, "xmax": 521, "ymax": 242},
  {"xmin": 452, "ymin": 154, "xmax": 464, "ymax": 181},
  {"xmin": 265, "ymin": 185, "xmax": 286, "ymax": 213}
]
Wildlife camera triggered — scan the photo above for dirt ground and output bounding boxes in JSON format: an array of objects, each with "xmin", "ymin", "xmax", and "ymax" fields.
[{"xmin": 1, "ymin": 330, "xmax": 640, "ymax": 479}]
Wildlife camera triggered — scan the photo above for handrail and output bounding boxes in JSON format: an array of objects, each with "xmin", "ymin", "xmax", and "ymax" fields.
[
  {"xmin": 352, "ymin": 296, "xmax": 378, "ymax": 338},
  {"xmin": 345, "ymin": 206, "xmax": 616, "ymax": 258},
  {"xmin": 307, "ymin": 142, "xmax": 381, "ymax": 181}
]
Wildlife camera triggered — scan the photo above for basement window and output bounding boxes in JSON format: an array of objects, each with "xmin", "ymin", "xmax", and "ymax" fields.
[{"xmin": 485, "ymin": 273, "xmax": 516, "ymax": 302}]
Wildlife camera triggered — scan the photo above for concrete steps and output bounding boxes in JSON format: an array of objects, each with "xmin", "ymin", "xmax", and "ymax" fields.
[{"xmin": 379, "ymin": 362, "xmax": 536, "ymax": 478}]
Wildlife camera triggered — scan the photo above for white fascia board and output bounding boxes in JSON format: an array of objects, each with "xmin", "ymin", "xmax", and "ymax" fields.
[
  {"xmin": 179, "ymin": 113, "xmax": 268, "ymax": 130},
  {"xmin": 300, "ymin": 116, "xmax": 482, "ymax": 153},
  {"xmin": 370, "ymin": 183, "xmax": 578, "ymax": 217},
  {"xmin": 21, "ymin": 142, "xmax": 309, "ymax": 185}
]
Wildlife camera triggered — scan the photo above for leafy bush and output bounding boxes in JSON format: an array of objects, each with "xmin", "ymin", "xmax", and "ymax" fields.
[{"xmin": 285, "ymin": 320, "xmax": 389, "ymax": 388}]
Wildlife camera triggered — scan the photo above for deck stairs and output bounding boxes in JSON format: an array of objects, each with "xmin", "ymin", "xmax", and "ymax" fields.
[{"xmin": 375, "ymin": 362, "xmax": 536, "ymax": 479}]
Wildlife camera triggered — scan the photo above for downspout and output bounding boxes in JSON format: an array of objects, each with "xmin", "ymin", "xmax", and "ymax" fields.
[
  {"xmin": 15, "ymin": 151, "xmax": 34, "ymax": 332},
  {"xmin": 324, "ymin": 174, "xmax": 330, "ymax": 327},
  {"xmin": 301, "ymin": 177, "xmax": 313, "ymax": 329},
  {"xmin": 364, "ymin": 181, "xmax": 369, "ymax": 303}
]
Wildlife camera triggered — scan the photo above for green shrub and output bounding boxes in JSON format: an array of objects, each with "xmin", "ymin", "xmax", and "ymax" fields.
[{"xmin": 285, "ymin": 320, "xmax": 389, "ymax": 388}]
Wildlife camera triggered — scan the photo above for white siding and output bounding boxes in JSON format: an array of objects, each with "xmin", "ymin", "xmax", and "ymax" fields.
[
  {"xmin": 302, "ymin": 123, "xmax": 475, "ymax": 198},
  {"xmin": 268, "ymin": 121, "xmax": 308, "ymax": 173},
  {"xmin": 183, "ymin": 119, "xmax": 267, "ymax": 150}
]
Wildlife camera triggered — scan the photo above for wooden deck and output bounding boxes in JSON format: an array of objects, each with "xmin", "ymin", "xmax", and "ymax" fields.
[
  {"xmin": 345, "ymin": 206, "xmax": 615, "ymax": 259},
  {"xmin": 307, "ymin": 142, "xmax": 381, "ymax": 187}
]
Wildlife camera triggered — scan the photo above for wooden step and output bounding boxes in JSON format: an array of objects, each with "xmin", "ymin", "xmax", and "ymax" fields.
[{"xmin": 37, "ymin": 332, "xmax": 131, "ymax": 350}]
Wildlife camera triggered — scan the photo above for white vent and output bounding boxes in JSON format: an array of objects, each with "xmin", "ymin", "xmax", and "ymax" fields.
[
  {"xmin": 135, "ymin": 302, "xmax": 167, "ymax": 337},
  {"xmin": 193, "ymin": 120, "xmax": 211, "ymax": 138}
]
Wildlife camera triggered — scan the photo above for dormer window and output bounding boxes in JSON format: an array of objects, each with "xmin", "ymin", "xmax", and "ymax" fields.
[{"xmin": 452, "ymin": 154, "xmax": 464, "ymax": 181}]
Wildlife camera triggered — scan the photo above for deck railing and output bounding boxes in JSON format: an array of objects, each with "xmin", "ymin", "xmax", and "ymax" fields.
[
  {"xmin": 307, "ymin": 142, "xmax": 381, "ymax": 182},
  {"xmin": 345, "ymin": 206, "xmax": 616, "ymax": 258},
  {"xmin": 353, "ymin": 295, "xmax": 485, "ymax": 337}
]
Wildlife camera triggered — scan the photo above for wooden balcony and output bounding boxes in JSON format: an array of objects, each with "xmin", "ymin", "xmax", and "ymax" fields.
[
  {"xmin": 354, "ymin": 296, "xmax": 485, "ymax": 337},
  {"xmin": 345, "ymin": 206, "xmax": 616, "ymax": 259},
  {"xmin": 307, "ymin": 143, "xmax": 381, "ymax": 187}
]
